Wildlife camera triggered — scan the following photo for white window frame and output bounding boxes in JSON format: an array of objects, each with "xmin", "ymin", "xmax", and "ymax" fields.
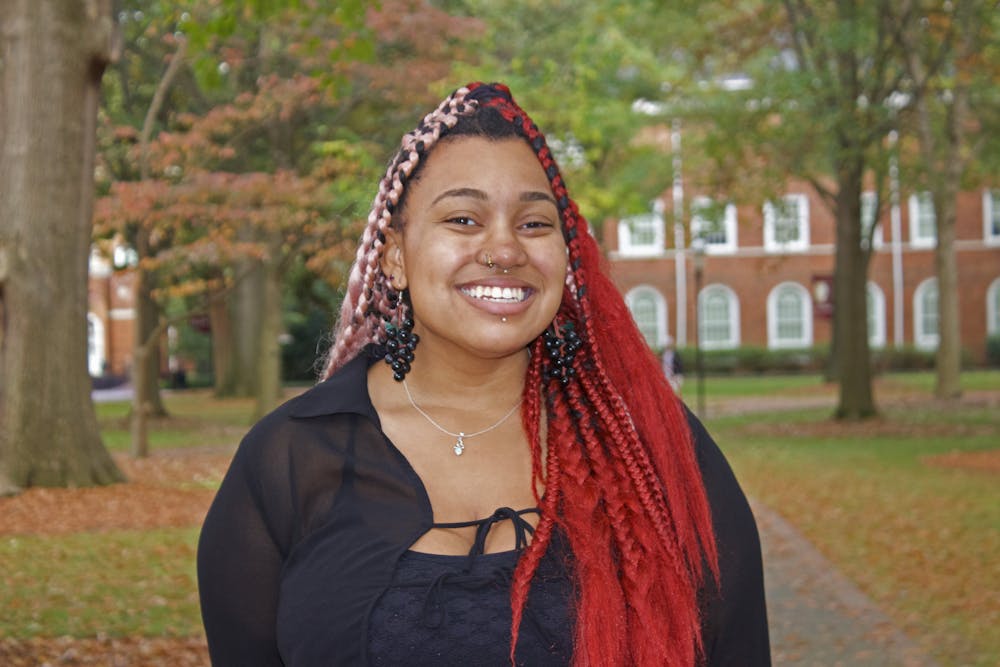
[
  {"xmin": 625, "ymin": 285, "xmax": 669, "ymax": 348},
  {"xmin": 617, "ymin": 212, "xmax": 665, "ymax": 257},
  {"xmin": 87, "ymin": 312, "xmax": 106, "ymax": 377},
  {"xmin": 984, "ymin": 189, "xmax": 1000, "ymax": 246},
  {"xmin": 698, "ymin": 283, "xmax": 741, "ymax": 350},
  {"xmin": 691, "ymin": 196, "xmax": 738, "ymax": 254},
  {"xmin": 908, "ymin": 191, "xmax": 937, "ymax": 248},
  {"xmin": 767, "ymin": 281, "xmax": 813, "ymax": 349},
  {"xmin": 860, "ymin": 191, "xmax": 884, "ymax": 249},
  {"xmin": 986, "ymin": 277, "xmax": 1000, "ymax": 337},
  {"xmin": 763, "ymin": 194, "xmax": 810, "ymax": 252},
  {"xmin": 913, "ymin": 277, "xmax": 939, "ymax": 349},
  {"xmin": 866, "ymin": 281, "xmax": 886, "ymax": 348}
]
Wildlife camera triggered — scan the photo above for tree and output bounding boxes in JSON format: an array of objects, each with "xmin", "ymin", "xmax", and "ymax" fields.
[
  {"xmin": 96, "ymin": 0, "xmax": 480, "ymax": 429},
  {"xmin": 0, "ymin": 0, "xmax": 124, "ymax": 491},
  {"xmin": 893, "ymin": 1, "xmax": 1000, "ymax": 399},
  {"xmin": 655, "ymin": 1, "xmax": 931, "ymax": 419}
]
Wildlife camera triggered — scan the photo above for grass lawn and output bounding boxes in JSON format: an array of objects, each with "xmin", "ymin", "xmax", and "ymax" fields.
[
  {"xmin": 0, "ymin": 528, "xmax": 201, "ymax": 638},
  {"xmin": 709, "ymin": 394, "xmax": 1000, "ymax": 667}
]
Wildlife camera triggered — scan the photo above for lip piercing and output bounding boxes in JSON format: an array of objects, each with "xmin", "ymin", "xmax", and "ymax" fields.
[{"xmin": 501, "ymin": 317, "xmax": 507, "ymax": 323}]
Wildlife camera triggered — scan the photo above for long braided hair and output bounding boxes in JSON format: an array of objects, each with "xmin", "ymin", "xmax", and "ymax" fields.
[{"xmin": 321, "ymin": 83, "xmax": 718, "ymax": 666}]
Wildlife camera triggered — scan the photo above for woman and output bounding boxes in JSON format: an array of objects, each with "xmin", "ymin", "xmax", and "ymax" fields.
[{"xmin": 198, "ymin": 82, "xmax": 770, "ymax": 666}]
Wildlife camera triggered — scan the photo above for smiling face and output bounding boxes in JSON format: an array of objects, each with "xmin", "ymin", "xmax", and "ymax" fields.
[{"xmin": 381, "ymin": 136, "xmax": 568, "ymax": 364}]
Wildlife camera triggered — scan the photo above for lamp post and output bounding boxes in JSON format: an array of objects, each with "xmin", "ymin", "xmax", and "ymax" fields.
[{"xmin": 691, "ymin": 237, "xmax": 706, "ymax": 418}]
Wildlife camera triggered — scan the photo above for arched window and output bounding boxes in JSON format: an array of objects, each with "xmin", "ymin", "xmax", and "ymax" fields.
[
  {"xmin": 767, "ymin": 282, "xmax": 813, "ymax": 349},
  {"xmin": 625, "ymin": 285, "xmax": 669, "ymax": 349},
  {"xmin": 867, "ymin": 281, "xmax": 886, "ymax": 348},
  {"xmin": 698, "ymin": 284, "xmax": 740, "ymax": 350},
  {"xmin": 913, "ymin": 278, "xmax": 939, "ymax": 349},
  {"xmin": 986, "ymin": 277, "xmax": 1000, "ymax": 336},
  {"xmin": 87, "ymin": 312, "xmax": 106, "ymax": 377}
]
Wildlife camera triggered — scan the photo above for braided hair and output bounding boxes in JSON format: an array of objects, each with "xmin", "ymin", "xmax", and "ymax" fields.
[{"xmin": 321, "ymin": 82, "xmax": 718, "ymax": 667}]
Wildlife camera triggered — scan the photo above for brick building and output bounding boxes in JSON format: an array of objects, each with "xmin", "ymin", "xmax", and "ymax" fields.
[
  {"xmin": 604, "ymin": 186, "xmax": 1000, "ymax": 363},
  {"xmin": 87, "ymin": 251, "xmax": 136, "ymax": 379}
]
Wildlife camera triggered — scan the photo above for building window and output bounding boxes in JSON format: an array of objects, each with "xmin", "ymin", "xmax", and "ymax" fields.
[
  {"xmin": 987, "ymin": 278, "xmax": 1000, "ymax": 337},
  {"xmin": 908, "ymin": 191, "xmax": 937, "ymax": 248},
  {"xmin": 764, "ymin": 194, "xmax": 810, "ymax": 252},
  {"xmin": 87, "ymin": 312, "xmax": 106, "ymax": 377},
  {"xmin": 767, "ymin": 282, "xmax": 813, "ymax": 348},
  {"xmin": 625, "ymin": 285, "xmax": 668, "ymax": 348},
  {"xmin": 913, "ymin": 278, "xmax": 939, "ymax": 349},
  {"xmin": 691, "ymin": 197, "xmax": 738, "ymax": 254},
  {"xmin": 867, "ymin": 281, "xmax": 886, "ymax": 348},
  {"xmin": 984, "ymin": 189, "xmax": 1000, "ymax": 245},
  {"xmin": 698, "ymin": 284, "xmax": 740, "ymax": 350},
  {"xmin": 861, "ymin": 191, "xmax": 883, "ymax": 249},
  {"xmin": 617, "ymin": 212, "xmax": 665, "ymax": 257}
]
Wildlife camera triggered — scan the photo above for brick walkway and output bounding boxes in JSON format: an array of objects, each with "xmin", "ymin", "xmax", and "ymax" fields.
[{"xmin": 754, "ymin": 500, "xmax": 939, "ymax": 666}]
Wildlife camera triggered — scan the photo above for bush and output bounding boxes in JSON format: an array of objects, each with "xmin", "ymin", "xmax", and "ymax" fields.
[
  {"xmin": 870, "ymin": 345, "xmax": 936, "ymax": 372},
  {"xmin": 676, "ymin": 345, "xmax": 827, "ymax": 375},
  {"xmin": 987, "ymin": 334, "xmax": 1000, "ymax": 368}
]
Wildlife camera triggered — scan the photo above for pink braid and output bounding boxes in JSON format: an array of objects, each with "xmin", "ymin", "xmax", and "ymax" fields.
[{"xmin": 319, "ymin": 86, "xmax": 479, "ymax": 380}]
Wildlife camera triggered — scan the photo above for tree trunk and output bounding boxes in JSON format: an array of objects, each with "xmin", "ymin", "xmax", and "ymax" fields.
[
  {"xmin": 227, "ymin": 236, "xmax": 264, "ymax": 398},
  {"xmin": 209, "ymin": 290, "xmax": 235, "ymax": 396},
  {"xmin": 933, "ymin": 193, "xmax": 961, "ymax": 398},
  {"xmin": 254, "ymin": 237, "xmax": 285, "ymax": 420},
  {"xmin": 0, "ymin": 0, "xmax": 124, "ymax": 490},
  {"xmin": 833, "ymin": 159, "xmax": 877, "ymax": 419},
  {"xmin": 134, "ymin": 263, "xmax": 167, "ymax": 417}
]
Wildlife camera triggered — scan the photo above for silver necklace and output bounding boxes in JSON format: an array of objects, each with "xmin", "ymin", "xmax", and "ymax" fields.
[{"xmin": 402, "ymin": 379, "xmax": 522, "ymax": 456}]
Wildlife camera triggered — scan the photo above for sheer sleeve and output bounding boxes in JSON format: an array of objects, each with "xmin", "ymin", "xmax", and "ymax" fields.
[
  {"xmin": 687, "ymin": 411, "xmax": 772, "ymax": 666},
  {"xmin": 197, "ymin": 417, "xmax": 295, "ymax": 666}
]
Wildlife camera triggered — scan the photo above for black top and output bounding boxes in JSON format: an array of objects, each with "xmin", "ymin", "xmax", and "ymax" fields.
[
  {"xmin": 368, "ymin": 509, "xmax": 574, "ymax": 665},
  {"xmin": 197, "ymin": 350, "xmax": 770, "ymax": 666}
]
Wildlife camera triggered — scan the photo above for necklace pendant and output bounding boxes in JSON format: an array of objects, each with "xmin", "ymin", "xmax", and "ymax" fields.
[{"xmin": 453, "ymin": 433, "xmax": 465, "ymax": 456}]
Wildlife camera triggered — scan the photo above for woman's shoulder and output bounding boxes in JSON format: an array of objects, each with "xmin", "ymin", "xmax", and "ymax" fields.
[{"xmin": 234, "ymin": 353, "xmax": 378, "ymax": 466}]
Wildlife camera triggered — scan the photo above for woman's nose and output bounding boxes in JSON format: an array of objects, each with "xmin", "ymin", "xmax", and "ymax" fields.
[{"xmin": 485, "ymin": 226, "xmax": 528, "ymax": 270}]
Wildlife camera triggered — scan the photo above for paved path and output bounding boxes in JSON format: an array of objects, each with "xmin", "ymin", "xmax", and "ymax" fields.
[{"xmin": 754, "ymin": 500, "xmax": 939, "ymax": 666}]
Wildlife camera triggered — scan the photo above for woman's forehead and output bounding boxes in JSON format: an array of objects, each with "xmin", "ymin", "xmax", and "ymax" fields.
[{"xmin": 405, "ymin": 136, "xmax": 553, "ymax": 202}]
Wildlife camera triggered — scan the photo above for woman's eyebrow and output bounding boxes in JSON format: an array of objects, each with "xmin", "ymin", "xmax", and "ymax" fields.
[
  {"xmin": 431, "ymin": 187, "xmax": 487, "ymax": 205},
  {"xmin": 520, "ymin": 191, "xmax": 557, "ymax": 206},
  {"xmin": 430, "ymin": 188, "xmax": 557, "ymax": 207}
]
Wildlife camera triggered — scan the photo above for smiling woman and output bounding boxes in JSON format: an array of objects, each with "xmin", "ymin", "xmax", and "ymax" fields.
[{"xmin": 197, "ymin": 83, "xmax": 770, "ymax": 667}]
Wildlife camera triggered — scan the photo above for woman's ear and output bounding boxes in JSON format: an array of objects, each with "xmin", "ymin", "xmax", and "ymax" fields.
[{"xmin": 380, "ymin": 229, "xmax": 407, "ymax": 290}]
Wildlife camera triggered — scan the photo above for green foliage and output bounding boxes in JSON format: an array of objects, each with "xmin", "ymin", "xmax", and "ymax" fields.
[
  {"xmin": 444, "ymin": 0, "xmax": 693, "ymax": 222},
  {"xmin": 677, "ymin": 345, "xmax": 828, "ymax": 375}
]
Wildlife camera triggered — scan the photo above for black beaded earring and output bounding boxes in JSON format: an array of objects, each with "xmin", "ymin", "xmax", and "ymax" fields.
[
  {"xmin": 542, "ymin": 319, "xmax": 582, "ymax": 386},
  {"xmin": 383, "ymin": 288, "xmax": 418, "ymax": 382}
]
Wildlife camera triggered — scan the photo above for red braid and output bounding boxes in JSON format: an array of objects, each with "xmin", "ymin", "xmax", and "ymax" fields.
[{"xmin": 470, "ymin": 83, "xmax": 718, "ymax": 666}]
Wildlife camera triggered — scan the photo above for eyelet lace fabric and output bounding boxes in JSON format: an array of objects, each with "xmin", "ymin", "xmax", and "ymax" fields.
[{"xmin": 367, "ymin": 507, "xmax": 574, "ymax": 666}]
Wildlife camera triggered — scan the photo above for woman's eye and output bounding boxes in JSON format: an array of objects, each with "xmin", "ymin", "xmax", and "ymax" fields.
[
  {"xmin": 522, "ymin": 220, "xmax": 555, "ymax": 230},
  {"xmin": 446, "ymin": 216, "xmax": 477, "ymax": 226}
]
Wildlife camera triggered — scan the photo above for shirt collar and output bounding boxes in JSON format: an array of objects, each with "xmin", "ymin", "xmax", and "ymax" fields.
[{"xmin": 286, "ymin": 349, "xmax": 380, "ymax": 421}]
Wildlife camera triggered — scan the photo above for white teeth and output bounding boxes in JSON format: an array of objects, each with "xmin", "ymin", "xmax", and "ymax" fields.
[{"xmin": 462, "ymin": 285, "xmax": 527, "ymax": 303}]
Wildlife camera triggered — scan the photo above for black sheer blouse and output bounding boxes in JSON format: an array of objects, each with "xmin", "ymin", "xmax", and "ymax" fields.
[{"xmin": 197, "ymin": 350, "xmax": 770, "ymax": 666}]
